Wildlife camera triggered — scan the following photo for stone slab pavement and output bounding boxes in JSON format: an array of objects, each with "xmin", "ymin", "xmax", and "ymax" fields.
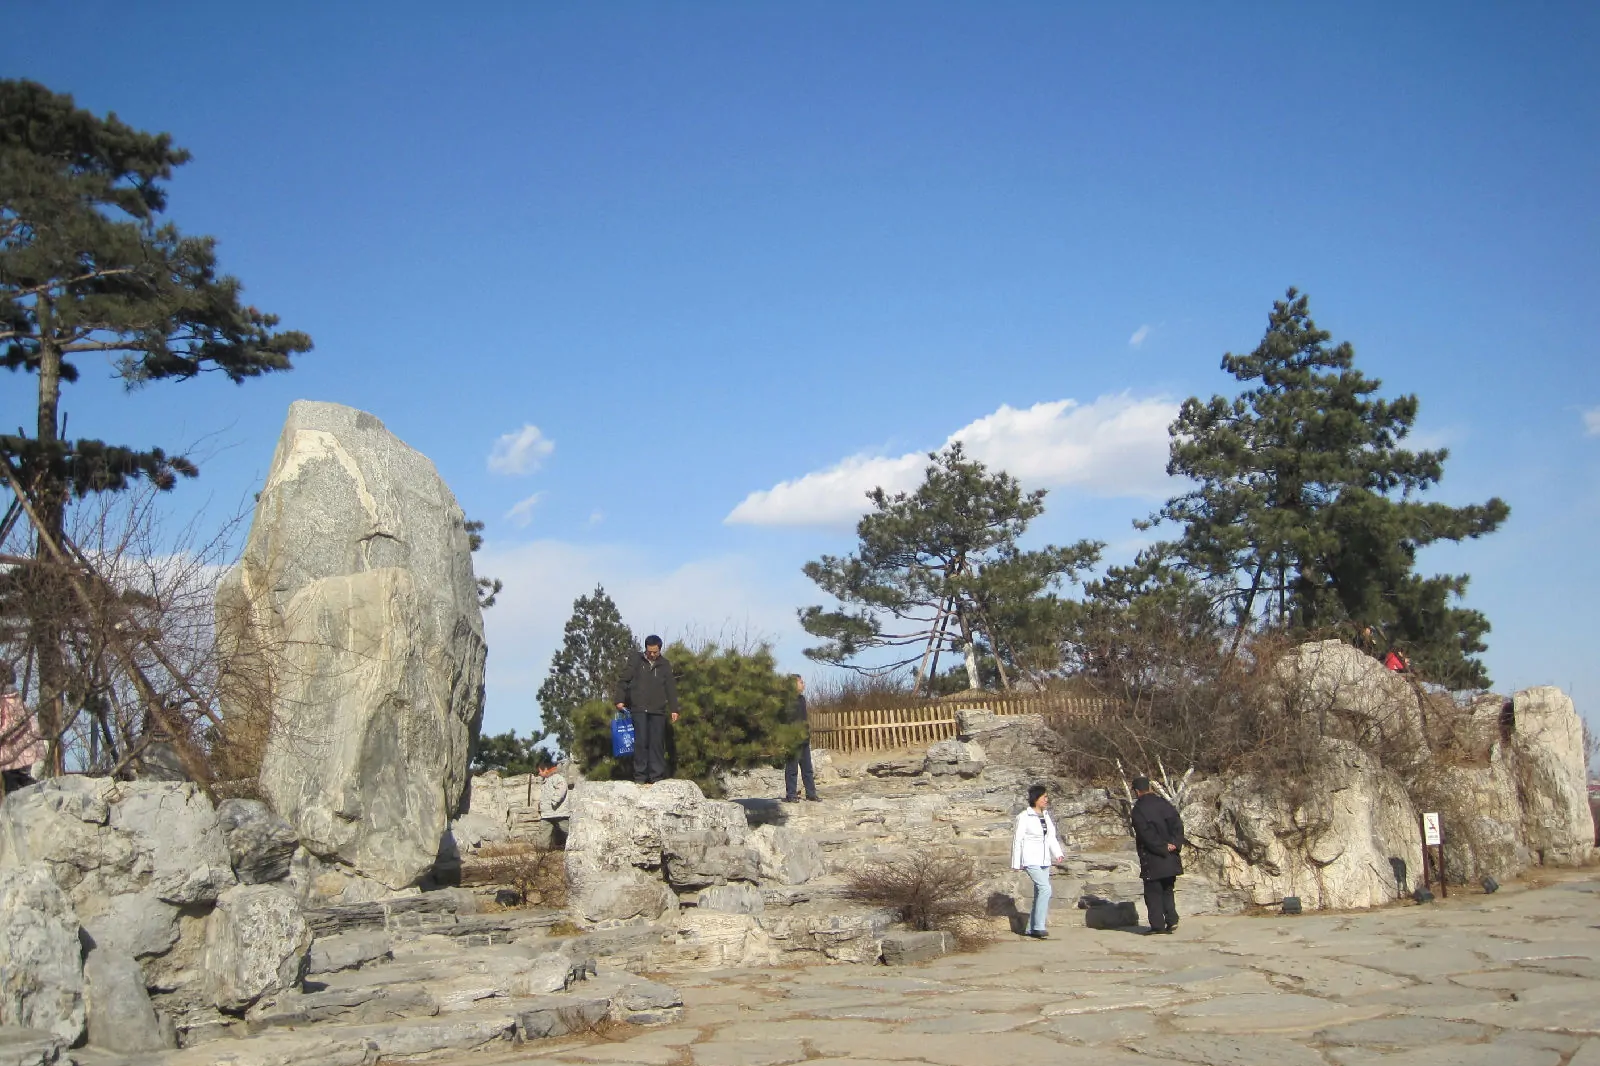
[{"xmin": 451, "ymin": 871, "xmax": 1600, "ymax": 1066}]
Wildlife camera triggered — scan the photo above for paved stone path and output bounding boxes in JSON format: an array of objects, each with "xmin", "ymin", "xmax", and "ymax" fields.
[{"xmin": 461, "ymin": 871, "xmax": 1600, "ymax": 1066}]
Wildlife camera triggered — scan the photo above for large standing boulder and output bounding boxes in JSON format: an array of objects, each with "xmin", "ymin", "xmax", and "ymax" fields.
[
  {"xmin": 564, "ymin": 780, "xmax": 751, "ymax": 924},
  {"xmin": 1506, "ymin": 687, "xmax": 1594, "ymax": 865},
  {"xmin": 216, "ymin": 401, "xmax": 488, "ymax": 890},
  {"xmin": 1279, "ymin": 639, "xmax": 1427, "ymax": 752},
  {"xmin": 0, "ymin": 863, "xmax": 85, "ymax": 1045},
  {"xmin": 202, "ymin": 884, "xmax": 312, "ymax": 1013}
]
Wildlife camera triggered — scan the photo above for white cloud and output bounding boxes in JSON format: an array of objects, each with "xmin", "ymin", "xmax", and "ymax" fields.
[
  {"xmin": 726, "ymin": 394, "xmax": 1178, "ymax": 528},
  {"xmin": 1583, "ymin": 407, "xmax": 1600, "ymax": 437},
  {"xmin": 588, "ymin": 510, "xmax": 605, "ymax": 525},
  {"xmin": 504, "ymin": 492, "xmax": 544, "ymax": 528},
  {"xmin": 474, "ymin": 540, "xmax": 812, "ymax": 735},
  {"xmin": 487, "ymin": 424, "xmax": 555, "ymax": 475},
  {"xmin": 1129, "ymin": 324, "xmax": 1151, "ymax": 347}
]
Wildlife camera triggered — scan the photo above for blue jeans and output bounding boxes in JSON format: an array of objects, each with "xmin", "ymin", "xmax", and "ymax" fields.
[{"xmin": 1024, "ymin": 866, "xmax": 1052, "ymax": 933}]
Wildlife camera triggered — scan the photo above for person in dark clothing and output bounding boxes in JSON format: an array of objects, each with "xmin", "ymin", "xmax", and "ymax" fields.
[
  {"xmin": 783, "ymin": 675, "xmax": 818, "ymax": 802},
  {"xmin": 613, "ymin": 636, "xmax": 680, "ymax": 784},
  {"xmin": 1130, "ymin": 775, "xmax": 1185, "ymax": 934}
]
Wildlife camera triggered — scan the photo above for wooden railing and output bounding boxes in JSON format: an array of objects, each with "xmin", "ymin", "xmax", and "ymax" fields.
[{"xmin": 808, "ymin": 692, "xmax": 1110, "ymax": 753}]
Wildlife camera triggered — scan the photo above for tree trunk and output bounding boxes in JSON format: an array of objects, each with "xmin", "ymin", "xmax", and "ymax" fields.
[{"xmin": 30, "ymin": 305, "xmax": 67, "ymax": 775}]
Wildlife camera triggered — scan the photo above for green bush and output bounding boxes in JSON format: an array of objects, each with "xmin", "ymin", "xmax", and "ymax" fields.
[{"xmin": 571, "ymin": 641, "xmax": 805, "ymax": 795}]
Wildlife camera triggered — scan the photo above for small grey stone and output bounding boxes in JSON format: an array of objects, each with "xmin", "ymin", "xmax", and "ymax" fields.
[
  {"xmin": 880, "ymin": 930, "xmax": 953, "ymax": 966},
  {"xmin": 696, "ymin": 883, "xmax": 765, "ymax": 915},
  {"xmin": 515, "ymin": 995, "xmax": 610, "ymax": 1039},
  {"xmin": 215, "ymin": 799, "xmax": 299, "ymax": 884}
]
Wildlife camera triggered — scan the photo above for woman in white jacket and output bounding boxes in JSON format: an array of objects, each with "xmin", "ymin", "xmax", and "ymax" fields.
[{"xmin": 1011, "ymin": 784, "xmax": 1066, "ymax": 939}]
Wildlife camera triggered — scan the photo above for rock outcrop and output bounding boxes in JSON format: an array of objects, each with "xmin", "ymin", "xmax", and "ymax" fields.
[
  {"xmin": 0, "ymin": 863, "xmax": 85, "ymax": 1045},
  {"xmin": 216, "ymin": 400, "xmax": 488, "ymax": 890},
  {"xmin": 216, "ymin": 799, "xmax": 300, "ymax": 885},
  {"xmin": 0, "ymin": 777, "xmax": 236, "ymax": 991},
  {"xmin": 1185, "ymin": 740, "xmax": 1423, "ymax": 910},
  {"xmin": 564, "ymin": 780, "xmax": 753, "ymax": 924}
]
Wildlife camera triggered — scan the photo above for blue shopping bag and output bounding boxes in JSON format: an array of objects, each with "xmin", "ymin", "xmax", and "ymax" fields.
[{"xmin": 611, "ymin": 711, "xmax": 636, "ymax": 757}]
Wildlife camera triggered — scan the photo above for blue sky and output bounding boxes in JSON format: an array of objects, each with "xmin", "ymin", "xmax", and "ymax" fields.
[{"xmin": 4, "ymin": 3, "xmax": 1597, "ymax": 741}]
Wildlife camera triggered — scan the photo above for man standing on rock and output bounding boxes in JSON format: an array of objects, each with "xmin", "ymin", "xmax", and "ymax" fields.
[
  {"xmin": 783, "ymin": 675, "xmax": 819, "ymax": 803},
  {"xmin": 615, "ymin": 636, "xmax": 679, "ymax": 785},
  {"xmin": 1131, "ymin": 776, "xmax": 1185, "ymax": 934}
]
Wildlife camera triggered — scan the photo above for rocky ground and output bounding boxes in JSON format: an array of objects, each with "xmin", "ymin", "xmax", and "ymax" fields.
[{"xmin": 418, "ymin": 868, "xmax": 1600, "ymax": 1066}]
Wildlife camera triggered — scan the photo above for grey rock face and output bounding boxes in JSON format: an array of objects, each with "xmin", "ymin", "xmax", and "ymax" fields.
[
  {"xmin": 217, "ymin": 401, "xmax": 487, "ymax": 890},
  {"xmin": 83, "ymin": 947, "xmax": 168, "ymax": 1053},
  {"xmin": 695, "ymin": 883, "xmax": 765, "ymax": 915},
  {"xmin": 305, "ymin": 931, "xmax": 393, "ymax": 975},
  {"xmin": 1508, "ymin": 686, "xmax": 1595, "ymax": 865},
  {"xmin": 747, "ymin": 825, "xmax": 825, "ymax": 886},
  {"xmin": 0, "ymin": 1028, "xmax": 66, "ymax": 1066},
  {"xmin": 215, "ymin": 799, "xmax": 299, "ymax": 884},
  {"xmin": 564, "ymin": 780, "xmax": 751, "ymax": 924},
  {"xmin": 923, "ymin": 738, "xmax": 985, "ymax": 778},
  {"xmin": 0, "ymin": 778, "xmax": 235, "ymax": 979},
  {"xmin": 0, "ymin": 864, "xmax": 84, "ymax": 1045},
  {"xmin": 202, "ymin": 884, "xmax": 313, "ymax": 1013}
]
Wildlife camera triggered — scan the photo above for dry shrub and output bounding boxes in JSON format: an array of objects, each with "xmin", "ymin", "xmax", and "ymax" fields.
[
  {"xmin": 460, "ymin": 841, "xmax": 567, "ymax": 908},
  {"xmin": 843, "ymin": 848, "xmax": 988, "ymax": 934},
  {"xmin": 807, "ymin": 671, "xmax": 922, "ymax": 713},
  {"xmin": 1054, "ymin": 619, "xmax": 1332, "ymax": 809}
]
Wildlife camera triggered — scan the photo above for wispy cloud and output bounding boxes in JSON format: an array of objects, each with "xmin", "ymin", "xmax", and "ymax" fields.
[
  {"xmin": 588, "ymin": 510, "xmax": 605, "ymax": 525},
  {"xmin": 1584, "ymin": 407, "xmax": 1600, "ymax": 437},
  {"xmin": 488, "ymin": 424, "xmax": 555, "ymax": 475},
  {"xmin": 726, "ymin": 393, "xmax": 1178, "ymax": 528},
  {"xmin": 1128, "ymin": 324, "xmax": 1151, "ymax": 348},
  {"xmin": 505, "ymin": 492, "xmax": 544, "ymax": 528}
]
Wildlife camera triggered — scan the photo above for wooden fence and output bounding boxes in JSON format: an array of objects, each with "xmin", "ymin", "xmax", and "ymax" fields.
[{"xmin": 808, "ymin": 692, "xmax": 1110, "ymax": 753}]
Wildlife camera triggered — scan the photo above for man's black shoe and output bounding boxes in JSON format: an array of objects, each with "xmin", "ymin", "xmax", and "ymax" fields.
[
  {"xmin": 804, "ymin": 794, "xmax": 821, "ymax": 802},
  {"xmin": 1027, "ymin": 931, "xmax": 1049, "ymax": 939}
]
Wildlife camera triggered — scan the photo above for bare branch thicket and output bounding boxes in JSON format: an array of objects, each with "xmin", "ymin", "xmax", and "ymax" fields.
[
  {"xmin": 458, "ymin": 841, "xmax": 567, "ymax": 908},
  {"xmin": 843, "ymin": 848, "xmax": 991, "ymax": 941}
]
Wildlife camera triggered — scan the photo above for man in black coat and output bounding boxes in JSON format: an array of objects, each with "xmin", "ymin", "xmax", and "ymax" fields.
[
  {"xmin": 613, "ymin": 636, "xmax": 680, "ymax": 784},
  {"xmin": 783, "ymin": 675, "xmax": 818, "ymax": 802},
  {"xmin": 1130, "ymin": 776, "xmax": 1185, "ymax": 934}
]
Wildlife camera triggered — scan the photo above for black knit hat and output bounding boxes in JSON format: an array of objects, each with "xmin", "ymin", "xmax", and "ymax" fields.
[{"xmin": 1130, "ymin": 776, "xmax": 1152, "ymax": 793}]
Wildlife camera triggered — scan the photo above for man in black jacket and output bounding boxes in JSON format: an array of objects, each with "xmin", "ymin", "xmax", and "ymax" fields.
[
  {"xmin": 614, "ymin": 636, "xmax": 680, "ymax": 784},
  {"xmin": 1130, "ymin": 776, "xmax": 1185, "ymax": 934},
  {"xmin": 783, "ymin": 675, "xmax": 818, "ymax": 803}
]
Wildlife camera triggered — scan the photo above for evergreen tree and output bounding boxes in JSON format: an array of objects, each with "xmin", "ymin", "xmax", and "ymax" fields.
[
  {"xmin": 536, "ymin": 585, "xmax": 635, "ymax": 755},
  {"xmin": 0, "ymin": 81, "xmax": 310, "ymax": 767},
  {"xmin": 470, "ymin": 729, "xmax": 554, "ymax": 775},
  {"xmin": 1147, "ymin": 288, "xmax": 1508, "ymax": 688},
  {"xmin": 570, "ymin": 641, "xmax": 802, "ymax": 795},
  {"xmin": 800, "ymin": 443, "xmax": 1100, "ymax": 692}
]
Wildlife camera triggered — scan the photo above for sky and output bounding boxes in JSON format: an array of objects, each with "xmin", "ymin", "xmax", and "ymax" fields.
[{"xmin": 3, "ymin": 3, "xmax": 1597, "ymax": 744}]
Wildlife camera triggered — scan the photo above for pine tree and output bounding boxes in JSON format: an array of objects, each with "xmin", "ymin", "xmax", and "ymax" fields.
[
  {"xmin": 536, "ymin": 585, "xmax": 635, "ymax": 755},
  {"xmin": 1148, "ymin": 288, "xmax": 1508, "ymax": 688},
  {"xmin": 800, "ymin": 443, "xmax": 1101, "ymax": 692},
  {"xmin": 569, "ymin": 641, "xmax": 802, "ymax": 796},
  {"xmin": 1, "ymin": 81, "xmax": 310, "ymax": 768}
]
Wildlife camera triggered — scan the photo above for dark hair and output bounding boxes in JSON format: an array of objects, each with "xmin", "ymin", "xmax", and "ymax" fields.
[
  {"xmin": 1130, "ymin": 776, "xmax": 1152, "ymax": 793},
  {"xmin": 1027, "ymin": 784, "xmax": 1048, "ymax": 808},
  {"xmin": 644, "ymin": 635, "xmax": 663, "ymax": 649}
]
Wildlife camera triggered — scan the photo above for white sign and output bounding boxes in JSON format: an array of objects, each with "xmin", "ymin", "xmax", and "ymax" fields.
[{"xmin": 1423, "ymin": 812, "xmax": 1441, "ymax": 846}]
